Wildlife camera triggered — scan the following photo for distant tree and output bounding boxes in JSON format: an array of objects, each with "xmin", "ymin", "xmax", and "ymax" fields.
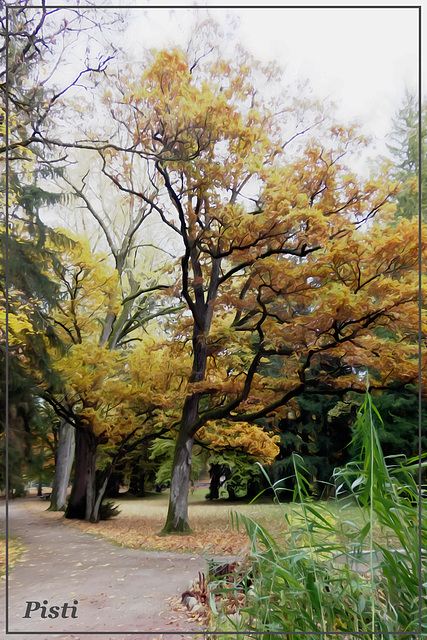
[
  {"xmin": 360, "ymin": 389, "xmax": 426, "ymax": 460},
  {"xmin": 267, "ymin": 392, "xmax": 355, "ymax": 500},
  {"xmin": 196, "ymin": 421, "xmax": 279, "ymax": 500},
  {"xmin": 387, "ymin": 92, "xmax": 427, "ymax": 221},
  {"xmin": 36, "ymin": 236, "xmax": 145, "ymax": 522}
]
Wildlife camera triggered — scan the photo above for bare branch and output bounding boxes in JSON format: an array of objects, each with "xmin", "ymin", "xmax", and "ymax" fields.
[{"xmin": 60, "ymin": 173, "xmax": 117, "ymax": 258}]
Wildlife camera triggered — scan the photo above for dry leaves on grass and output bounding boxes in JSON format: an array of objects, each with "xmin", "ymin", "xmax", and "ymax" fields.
[
  {"xmin": 0, "ymin": 537, "xmax": 24, "ymax": 577},
  {"xmin": 169, "ymin": 562, "xmax": 250, "ymax": 630},
  {"xmin": 24, "ymin": 499, "xmax": 250, "ymax": 554},
  {"xmin": 72, "ymin": 519, "xmax": 250, "ymax": 555}
]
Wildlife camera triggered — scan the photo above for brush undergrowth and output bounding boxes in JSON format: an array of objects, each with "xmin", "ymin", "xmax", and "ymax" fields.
[{"xmin": 206, "ymin": 389, "xmax": 426, "ymax": 639}]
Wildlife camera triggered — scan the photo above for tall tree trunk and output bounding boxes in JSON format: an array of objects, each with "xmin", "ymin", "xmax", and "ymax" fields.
[
  {"xmin": 161, "ymin": 427, "xmax": 194, "ymax": 534},
  {"xmin": 161, "ymin": 393, "xmax": 200, "ymax": 534},
  {"xmin": 49, "ymin": 418, "xmax": 75, "ymax": 511},
  {"xmin": 65, "ymin": 427, "xmax": 97, "ymax": 521},
  {"xmin": 161, "ymin": 254, "xmax": 220, "ymax": 534}
]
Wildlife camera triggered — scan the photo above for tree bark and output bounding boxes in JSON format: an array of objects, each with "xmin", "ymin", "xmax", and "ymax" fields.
[
  {"xmin": 161, "ymin": 389, "xmax": 202, "ymax": 534},
  {"xmin": 85, "ymin": 439, "xmax": 97, "ymax": 522},
  {"xmin": 49, "ymin": 418, "xmax": 75, "ymax": 511},
  {"xmin": 161, "ymin": 253, "xmax": 219, "ymax": 534},
  {"xmin": 161, "ymin": 425, "xmax": 194, "ymax": 534},
  {"xmin": 91, "ymin": 469, "xmax": 111, "ymax": 523},
  {"xmin": 65, "ymin": 427, "xmax": 97, "ymax": 521}
]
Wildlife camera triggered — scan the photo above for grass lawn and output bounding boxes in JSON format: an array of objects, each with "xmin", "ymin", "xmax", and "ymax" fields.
[
  {"xmin": 71, "ymin": 488, "xmax": 273, "ymax": 555},
  {"xmin": 23, "ymin": 487, "xmax": 401, "ymax": 557}
]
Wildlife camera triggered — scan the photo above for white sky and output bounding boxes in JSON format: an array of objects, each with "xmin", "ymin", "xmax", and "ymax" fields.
[
  {"xmin": 124, "ymin": 2, "xmax": 420, "ymax": 163},
  {"xmin": 37, "ymin": 1, "xmax": 421, "ymax": 238}
]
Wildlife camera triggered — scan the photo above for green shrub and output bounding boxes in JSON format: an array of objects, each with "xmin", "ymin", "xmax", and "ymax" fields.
[{"xmin": 99, "ymin": 499, "xmax": 121, "ymax": 520}]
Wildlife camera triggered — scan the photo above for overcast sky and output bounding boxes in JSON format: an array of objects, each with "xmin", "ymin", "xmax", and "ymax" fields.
[
  {"xmin": 36, "ymin": 0, "xmax": 421, "ymax": 236},
  {"xmin": 124, "ymin": 2, "xmax": 420, "ymax": 163}
]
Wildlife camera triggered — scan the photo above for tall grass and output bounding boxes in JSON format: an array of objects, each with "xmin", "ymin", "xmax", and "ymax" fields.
[{"xmin": 207, "ymin": 390, "xmax": 426, "ymax": 639}]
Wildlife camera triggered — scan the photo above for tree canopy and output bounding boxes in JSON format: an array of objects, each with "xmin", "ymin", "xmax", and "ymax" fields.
[
  {"xmin": 2, "ymin": 10, "xmax": 424, "ymax": 534},
  {"xmin": 52, "ymin": 41, "xmax": 422, "ymax": 532}
]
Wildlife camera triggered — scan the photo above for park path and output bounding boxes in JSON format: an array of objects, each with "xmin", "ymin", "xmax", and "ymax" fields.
[{"xmin": 0, "ymin": 499, "xmax": 209, "ymax": 640}]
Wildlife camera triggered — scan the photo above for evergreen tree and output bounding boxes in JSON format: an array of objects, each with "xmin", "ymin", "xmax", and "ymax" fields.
[
  {"xmin": 267, "ymin": 392, "xmax": 354, "ymax": 500},
  {"xmin": 364, "ymin": 390, "xmax": 426, "ymax": 460},
  {"xmin": 1, "ymin": 3, "xmax": 85, "ymax": 495},
  {"xmin": 387, "ymin": 92, "xmax": 426, "ymax": 222}
]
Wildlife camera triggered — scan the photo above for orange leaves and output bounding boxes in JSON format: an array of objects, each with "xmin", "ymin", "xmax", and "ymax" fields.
[
  {"xmin": 76, "ymin": 518, "xmax": 249, "ymax": 556},
  {"xmin": 117, "ymin": 48, "xmax": 240, "ymax": 166},
  {"xmin": 52, "ymin": 36, "xmax": 425, "ymax": 457}
]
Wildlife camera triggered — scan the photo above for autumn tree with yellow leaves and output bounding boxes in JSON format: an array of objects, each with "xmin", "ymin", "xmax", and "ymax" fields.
[
  {"xmin": 30, "ymin": 20, "xmax": 425, "ymax": 532},
  {"xmin": 1, "ymin": 2, "xmax": 126, "ymax": 498},
  {"xmin": 36, "ymin": 236, "xmax": 177, "ymax": 522},
  {"xmin": 60, "ymin": 41, "xmax": 421, "ymax": 534}
]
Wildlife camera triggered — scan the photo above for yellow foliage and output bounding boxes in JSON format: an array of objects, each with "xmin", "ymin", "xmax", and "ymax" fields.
[
  {"xmin": 0, "ymin": 288, "xmax": 37, "ymax": 351},
  {"xmin": 16, "ymin": 35, "xmax": 424, "ymax": 472},
  {"xmin": 48, "ymin": 234, "xmax": 121, "ymax": 345},
  {"xmin": 198, "ymin": 421, "xmax": 280, "ymax": 465}
]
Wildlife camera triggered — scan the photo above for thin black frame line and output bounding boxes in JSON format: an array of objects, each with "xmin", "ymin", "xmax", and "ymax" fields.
[
  {"xmin": 4, "ymin": 632, "xmax": 422, "ymax": 636},
  {"xmin": 418, "ymin": 5, "xmax": 423, "ymax": 638},
  {"xmin": 4, "ymin": 2, "xmax": 422, "ymax": 637},
  {"xmin": 3, "ymin": 3, "xmax": 424, "ymax": 9},
  {"xmin": 4, "ymin": 4, "xmax": 10, "ymax": 636}
]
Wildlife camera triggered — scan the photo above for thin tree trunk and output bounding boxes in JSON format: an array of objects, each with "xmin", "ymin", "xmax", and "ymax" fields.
[
  {"xmin": 99, "ymin": 310, "xmax": 116, "ymax": 346},
  {"xmin": 49, "ymin": 418, "xmax": 75, "ymax": 511},
  {"xmin": 91, "ymin": 470, "xmax": 111, "ymax": 523},
  {"xmin": 85, "ymin": 442, "xmax": 97, "ymax": 522}
]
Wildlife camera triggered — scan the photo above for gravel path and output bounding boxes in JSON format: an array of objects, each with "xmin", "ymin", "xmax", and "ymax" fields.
[{"xmin": 0, "ymin": 500, "xmax": 209, "ymax": 640}]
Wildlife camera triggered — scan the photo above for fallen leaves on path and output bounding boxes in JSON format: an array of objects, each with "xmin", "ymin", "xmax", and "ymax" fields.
[{"xmin": 0, "ymin": 536, "xmax": 24, "ymax": 577}]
